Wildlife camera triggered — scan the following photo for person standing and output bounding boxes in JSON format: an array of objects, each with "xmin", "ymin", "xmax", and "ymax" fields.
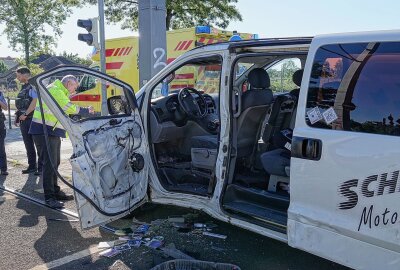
[
  {"xmin": 0, "ymin": 90, "xmax": 8, "ymax": 175},
  {"xmin": 15, "ymin": 67, "xmax": 41, "ymax": 175},
  {"xmin": 29, "ymin": 75, "xmax": 94, "ymax": 208}
]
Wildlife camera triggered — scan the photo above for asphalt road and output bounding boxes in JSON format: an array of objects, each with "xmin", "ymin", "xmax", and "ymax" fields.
[{"xmin": 0, "ymin": 163, "xmax": 350, "ymax": 270}]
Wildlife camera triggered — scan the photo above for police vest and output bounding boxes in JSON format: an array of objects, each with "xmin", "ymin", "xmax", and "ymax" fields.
[
  {"xmin": 32, "ymin": 80, "xmax": 80, "ymax": 130},
  {"xmin": 15, "ymin": 84, "xmax": 33, "ymax": 115}
]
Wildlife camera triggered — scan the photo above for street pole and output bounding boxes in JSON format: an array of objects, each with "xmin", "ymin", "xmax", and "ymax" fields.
[
  {"xmin": 138, "ymin": 0, "xmax": 167, "ymax": 89},
  {"xmin": 98, "ymin": 0, "xmax": 107, "ymax": 116}
]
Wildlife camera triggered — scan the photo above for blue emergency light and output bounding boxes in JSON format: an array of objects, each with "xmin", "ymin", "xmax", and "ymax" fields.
[{"xmin": 195, "ymin": 26, "xmax": 211, "ymax": 34}]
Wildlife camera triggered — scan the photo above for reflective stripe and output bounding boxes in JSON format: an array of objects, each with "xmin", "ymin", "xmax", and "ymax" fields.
[
  {"xmin": 62, "ymin": 102, "xmax": 78, "ymax": 113},
  {"xmin": 32, "ymin": 116, "xmax": 60, "ymax": 127},
  {"xmin": 34, "ymin": 106, "xmax": 52, "ymax": 115}
]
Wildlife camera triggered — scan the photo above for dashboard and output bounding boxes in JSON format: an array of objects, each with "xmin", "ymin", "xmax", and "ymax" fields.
[{"xmin": 151, "ymin": 92, "xmax": 218, "ymax": 124}]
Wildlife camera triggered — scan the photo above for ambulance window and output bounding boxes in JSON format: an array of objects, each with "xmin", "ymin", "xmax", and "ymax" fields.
[
  {"xmin": 78, "ymin": 74, "xmax": 97, "ymax": 92},
  {"xmin": 151, "ymin": 56, "xmax": 222, "ymax": 99},
  {"xmin": 266, "ymin": 58, "xmax": 301, "ymax": 93},
  {"xmin": 306, "ymin": 41, "xmax": 400, "ymax": 137}
]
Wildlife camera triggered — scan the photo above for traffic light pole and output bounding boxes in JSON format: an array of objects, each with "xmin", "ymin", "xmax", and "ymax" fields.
[
  {"xmin": 98, "ymin": 0, "xmax": 107, "ymax": 116},
  {"xmin": 138, "ymin": 0, "xmax": 167, "ymax": 89}
]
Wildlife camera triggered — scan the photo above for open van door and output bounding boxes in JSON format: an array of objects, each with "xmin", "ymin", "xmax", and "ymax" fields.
[
  {"xmin": 32, "ymin": 66, "xmax": 150, "ymax": 229},
  {"xmin": 289, "ymin": 32, "xmax": 400, "ymax": 269}
]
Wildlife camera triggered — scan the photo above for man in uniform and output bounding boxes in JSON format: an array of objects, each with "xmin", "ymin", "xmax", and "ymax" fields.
[
  {"xmin": 29, "ymin": 75, "xmax": 94, "ymax": 208},
  {"xmin": 15, "ymin": 67, "xmax": 41, "ymax": 174}
]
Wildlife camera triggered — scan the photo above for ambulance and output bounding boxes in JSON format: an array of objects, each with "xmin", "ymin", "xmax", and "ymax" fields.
[{"xmin": 71, "ymin": 26, "xmax": 257, "ymax": 111}]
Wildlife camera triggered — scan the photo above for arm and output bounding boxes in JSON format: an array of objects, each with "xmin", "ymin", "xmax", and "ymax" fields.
[
  {"xmin": 0, "ymin": 100, "xmax": 7, "ymax": 111},
  {"xmin": 0, "ymin": 92, "xmax": 7, "ymax": 111},
  {"xmin": 19, "ymin": 98, "xmax": 37, "ymax": 121}
]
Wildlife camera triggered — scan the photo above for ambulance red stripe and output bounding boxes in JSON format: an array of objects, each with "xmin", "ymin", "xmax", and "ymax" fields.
[
  {"xmin": 174, "ymin": 41, "xmax": 182, "ymax": 51},
  {"xmin": 178, "ymin": 41, "xmax": 188, "ymax": 51},
  {"xmin": 174, "ymin": 73, "xmax": 194, "ymax": 79},
  {"xmin": 183, "ymin": 40, "xmax": 193, "ymax": 50},
  {"xmin": 113, "ymin": 48, "xmax": 121, "ymax": 56},
  {"xmin": 118, "ymin": 47, "xmax": 126, "ymax": 56},
  {"xmin": 106, "ymin": 62, "xmax": 123, "ymax": 69},
  {"xmin": 105, "ymin": 49, "xmax": 115, "ymax": 57}
]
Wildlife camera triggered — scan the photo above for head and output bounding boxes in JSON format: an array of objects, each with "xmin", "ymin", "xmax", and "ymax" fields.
[
  {"xmin": 16, "ymin": 67, "xmax": 31, "ymax": 83},
  {"xmin": 61, "ymin": 75, "xmax": 79, "ymax": 95}
]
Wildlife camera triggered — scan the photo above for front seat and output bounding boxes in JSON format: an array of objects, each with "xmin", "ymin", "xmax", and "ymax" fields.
[
  {"xmin": 190, "ymin": 68, "xmax": 273, "ymax": 170},
  {"xmin": 236, "ymin": 68, "xmax": 273, "ymax": 157}
]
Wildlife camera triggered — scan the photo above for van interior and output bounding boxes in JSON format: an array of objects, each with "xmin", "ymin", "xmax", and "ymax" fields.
[{"xmin": 148, "ymin": 52, "xmax": 307, "ymax": 233}]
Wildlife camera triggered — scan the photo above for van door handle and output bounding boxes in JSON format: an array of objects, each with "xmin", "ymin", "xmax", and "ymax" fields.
[{"xmin": 291, "ymin": 136, "xmax": 322, "ymax": 160}]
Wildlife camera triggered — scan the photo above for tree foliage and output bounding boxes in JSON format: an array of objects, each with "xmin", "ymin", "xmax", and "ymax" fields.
[
  {"xmin": 87, "ymin": 0, "xmax": 242, "ymax": 30},
  {"xmin": 0, "ymin": 0, "xmax": 81, "ymax": 65},
  {"xmin": 60, "ymin": 51, "xmax": 93, "ymax": 66},
  {"xmin": 268, "ymin": 60, "xmax": 300, "ymax": 93},
  {"xmin": 0, "ymin": 61, "xmax": 8, "ymax": 74}
]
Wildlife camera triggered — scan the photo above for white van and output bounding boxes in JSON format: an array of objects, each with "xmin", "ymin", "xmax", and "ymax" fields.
[{"xmin": 33, "ymin": 30, "xmax": 400, "ymax": 270}]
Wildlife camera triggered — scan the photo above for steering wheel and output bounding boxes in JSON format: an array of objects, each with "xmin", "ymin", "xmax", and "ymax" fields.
[{"xmin": 178, "ymin": 87, "xmax": 207, "ymax": 118}]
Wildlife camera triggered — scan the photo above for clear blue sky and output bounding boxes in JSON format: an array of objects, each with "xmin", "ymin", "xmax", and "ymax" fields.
[{"xmin": 1, "ymin": 0, "xmax": 400, "ymax": 58}]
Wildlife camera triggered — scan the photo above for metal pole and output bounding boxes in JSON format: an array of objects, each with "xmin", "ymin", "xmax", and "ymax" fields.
[
  {"xmin": 7, "ymin": 97, "xmax": 11, "ymax": 129},
  {"xmin": 139, "ymin": 0, "xmax": 167, "ymax": 89},
  {"xmin": 98, "ymin": 0, "xmax": 107, "ymax": 116}
]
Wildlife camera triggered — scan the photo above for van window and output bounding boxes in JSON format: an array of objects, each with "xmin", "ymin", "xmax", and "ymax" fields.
[
  {"xmin": 306, "ymin": 42, "xmax": 400, "ymax": 137},
  {"xmin": 267, "ymin": 58, "xmax": 301, "ymax": 93}
]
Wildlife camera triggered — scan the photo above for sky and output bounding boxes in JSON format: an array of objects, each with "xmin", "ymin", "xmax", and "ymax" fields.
[{"xmin": 1, "ymin": 0, "xmax": 400, "ymax": 58}]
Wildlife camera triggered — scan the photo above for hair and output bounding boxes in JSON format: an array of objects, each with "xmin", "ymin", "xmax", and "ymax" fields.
[
  {"xmin": 16, "ymin": 67, "xmax": 31, "ymax": 75},
  {"xmin": 61, "ymin": 75, "xmax": 78, "ymax": 86}
]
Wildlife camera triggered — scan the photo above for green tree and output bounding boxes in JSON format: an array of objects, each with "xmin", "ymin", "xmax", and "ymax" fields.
[
  {"xmin": 0, "ymin": 0, "xmax": 81, "ymax": 65},
  {"xmin": 60, "ymin": 51, "xmax": 93, "ymax": 66},
  {"xmin": 87, "ymin": 0, "xmax": 242, "ymax": 30},
  {"xmin": 0, "ymin": 61, "xmax": 7, "ymax": 73}
]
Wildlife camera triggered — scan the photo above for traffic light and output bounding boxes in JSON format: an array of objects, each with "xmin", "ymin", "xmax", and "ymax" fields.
[{"xmin": 77, "ymin": 18, "xmax": 99, "ymax": 49}]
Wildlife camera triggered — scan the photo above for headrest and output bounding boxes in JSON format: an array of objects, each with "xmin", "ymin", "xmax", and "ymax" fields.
[
  {"xmin": 248, "ymin": 68, "xmax": 270, "ymax": 89},
  {"xmin": 292, "ymin": 69, "xmax": 303, "ymax": 87}
]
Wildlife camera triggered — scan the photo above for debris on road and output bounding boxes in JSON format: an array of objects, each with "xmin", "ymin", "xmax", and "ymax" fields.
[
  {"xmin": 47, "ymin": 218, "xmax": 79, "ymax": 222},
  {"xmin": 202, "ymin": 232, "xmax": 227, "ymax": 240},
  {"xmin": 168, "ymin": 216, "xmax": 185, "ymax": 223},
  {"xmin": 98, "ymin": 240, "xmax": 127, "ymax": 249},
  {"xmin": 160, "ymin": 243, "xmax": 195, "ymax": 260},
  {"xmin": 99, "ymin": 248, "xmax": 121, "ymax": 258},
  {"xmin": 146, "ymin": 236, "xmax": 164, "ymax": 249}
]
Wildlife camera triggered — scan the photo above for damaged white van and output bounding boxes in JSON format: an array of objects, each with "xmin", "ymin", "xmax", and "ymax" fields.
[{"xmin": 33, "ymin": 30, "xmax": 400, "ymax": 270}]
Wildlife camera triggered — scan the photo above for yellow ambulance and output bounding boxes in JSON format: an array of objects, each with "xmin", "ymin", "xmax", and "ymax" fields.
[{"xmin": 71, "ymin": 26, "xmax": 257, "ymax": 111}]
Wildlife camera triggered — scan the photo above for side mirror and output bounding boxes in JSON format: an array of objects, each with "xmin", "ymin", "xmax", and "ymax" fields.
[
  {"xmin": 107, "ymin": 95, "xmax": 130, "ymax": 115},
  {"xmin": 166, "ymin": 72, "xmax": 175, "ymax": 83}
]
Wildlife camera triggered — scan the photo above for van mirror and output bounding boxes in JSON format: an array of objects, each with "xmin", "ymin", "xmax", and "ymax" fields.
[
  {"xmin": 107, "ymin": 95, "xmax": 129, "ymax": 115},
  {"xmin": 166, "ymin": 72, "xmax": 175, "ymax": 83}
]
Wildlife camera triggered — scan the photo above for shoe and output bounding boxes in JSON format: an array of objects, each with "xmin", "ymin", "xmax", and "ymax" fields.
[
  {"xmin": 1, "ymin": 171, "xmax": 8, "ymax": 175},
  {"xmin": 54, "ymin": 191, "xmax": 74, "ymax": 201},
  {"xmin": 22, "ymin": 167, "xmax": 37, "ymax": 174},
  {"xmin": 45, "ymin": 198, "xmax": 64, "ymax": 208},
  {"xmin": 34, "ymin": 170, "xmax": 42, "ymax": 176}
]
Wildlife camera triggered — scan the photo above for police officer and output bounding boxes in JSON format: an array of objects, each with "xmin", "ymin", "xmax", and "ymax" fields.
[
  {"xmin": 15, "ymin": 67, "xmax": 41, "ymax": 174},
  {"xmin": 29, "ymin": 75, "xmax": 94, "ymax": 208},
  {"xmin": 0, "ymin": 90, "xmax": 8, "ymax": 175}
]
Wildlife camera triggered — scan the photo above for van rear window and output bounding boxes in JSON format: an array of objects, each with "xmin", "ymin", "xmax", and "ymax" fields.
[{"xmin": 306, "ymin": 41, "xmax": 400, "ymax": 137}]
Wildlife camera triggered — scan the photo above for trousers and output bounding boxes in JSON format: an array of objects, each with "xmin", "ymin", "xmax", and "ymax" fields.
[
  {"xmin": 0, "ymin": 123, "xmax": 6, "ymax": 171},
  {"xmin": 20, "ymin": 117, "xmax": 39, "ymax": 169},
  {"xmin": 33, "ymin": 135, "xmax": 61, "ymax": 200}
]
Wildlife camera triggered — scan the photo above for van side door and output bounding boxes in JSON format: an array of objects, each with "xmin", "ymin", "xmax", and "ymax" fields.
[{"xmin": 289, "ymin": 33, "xmax": 400, "ymax": 269}]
